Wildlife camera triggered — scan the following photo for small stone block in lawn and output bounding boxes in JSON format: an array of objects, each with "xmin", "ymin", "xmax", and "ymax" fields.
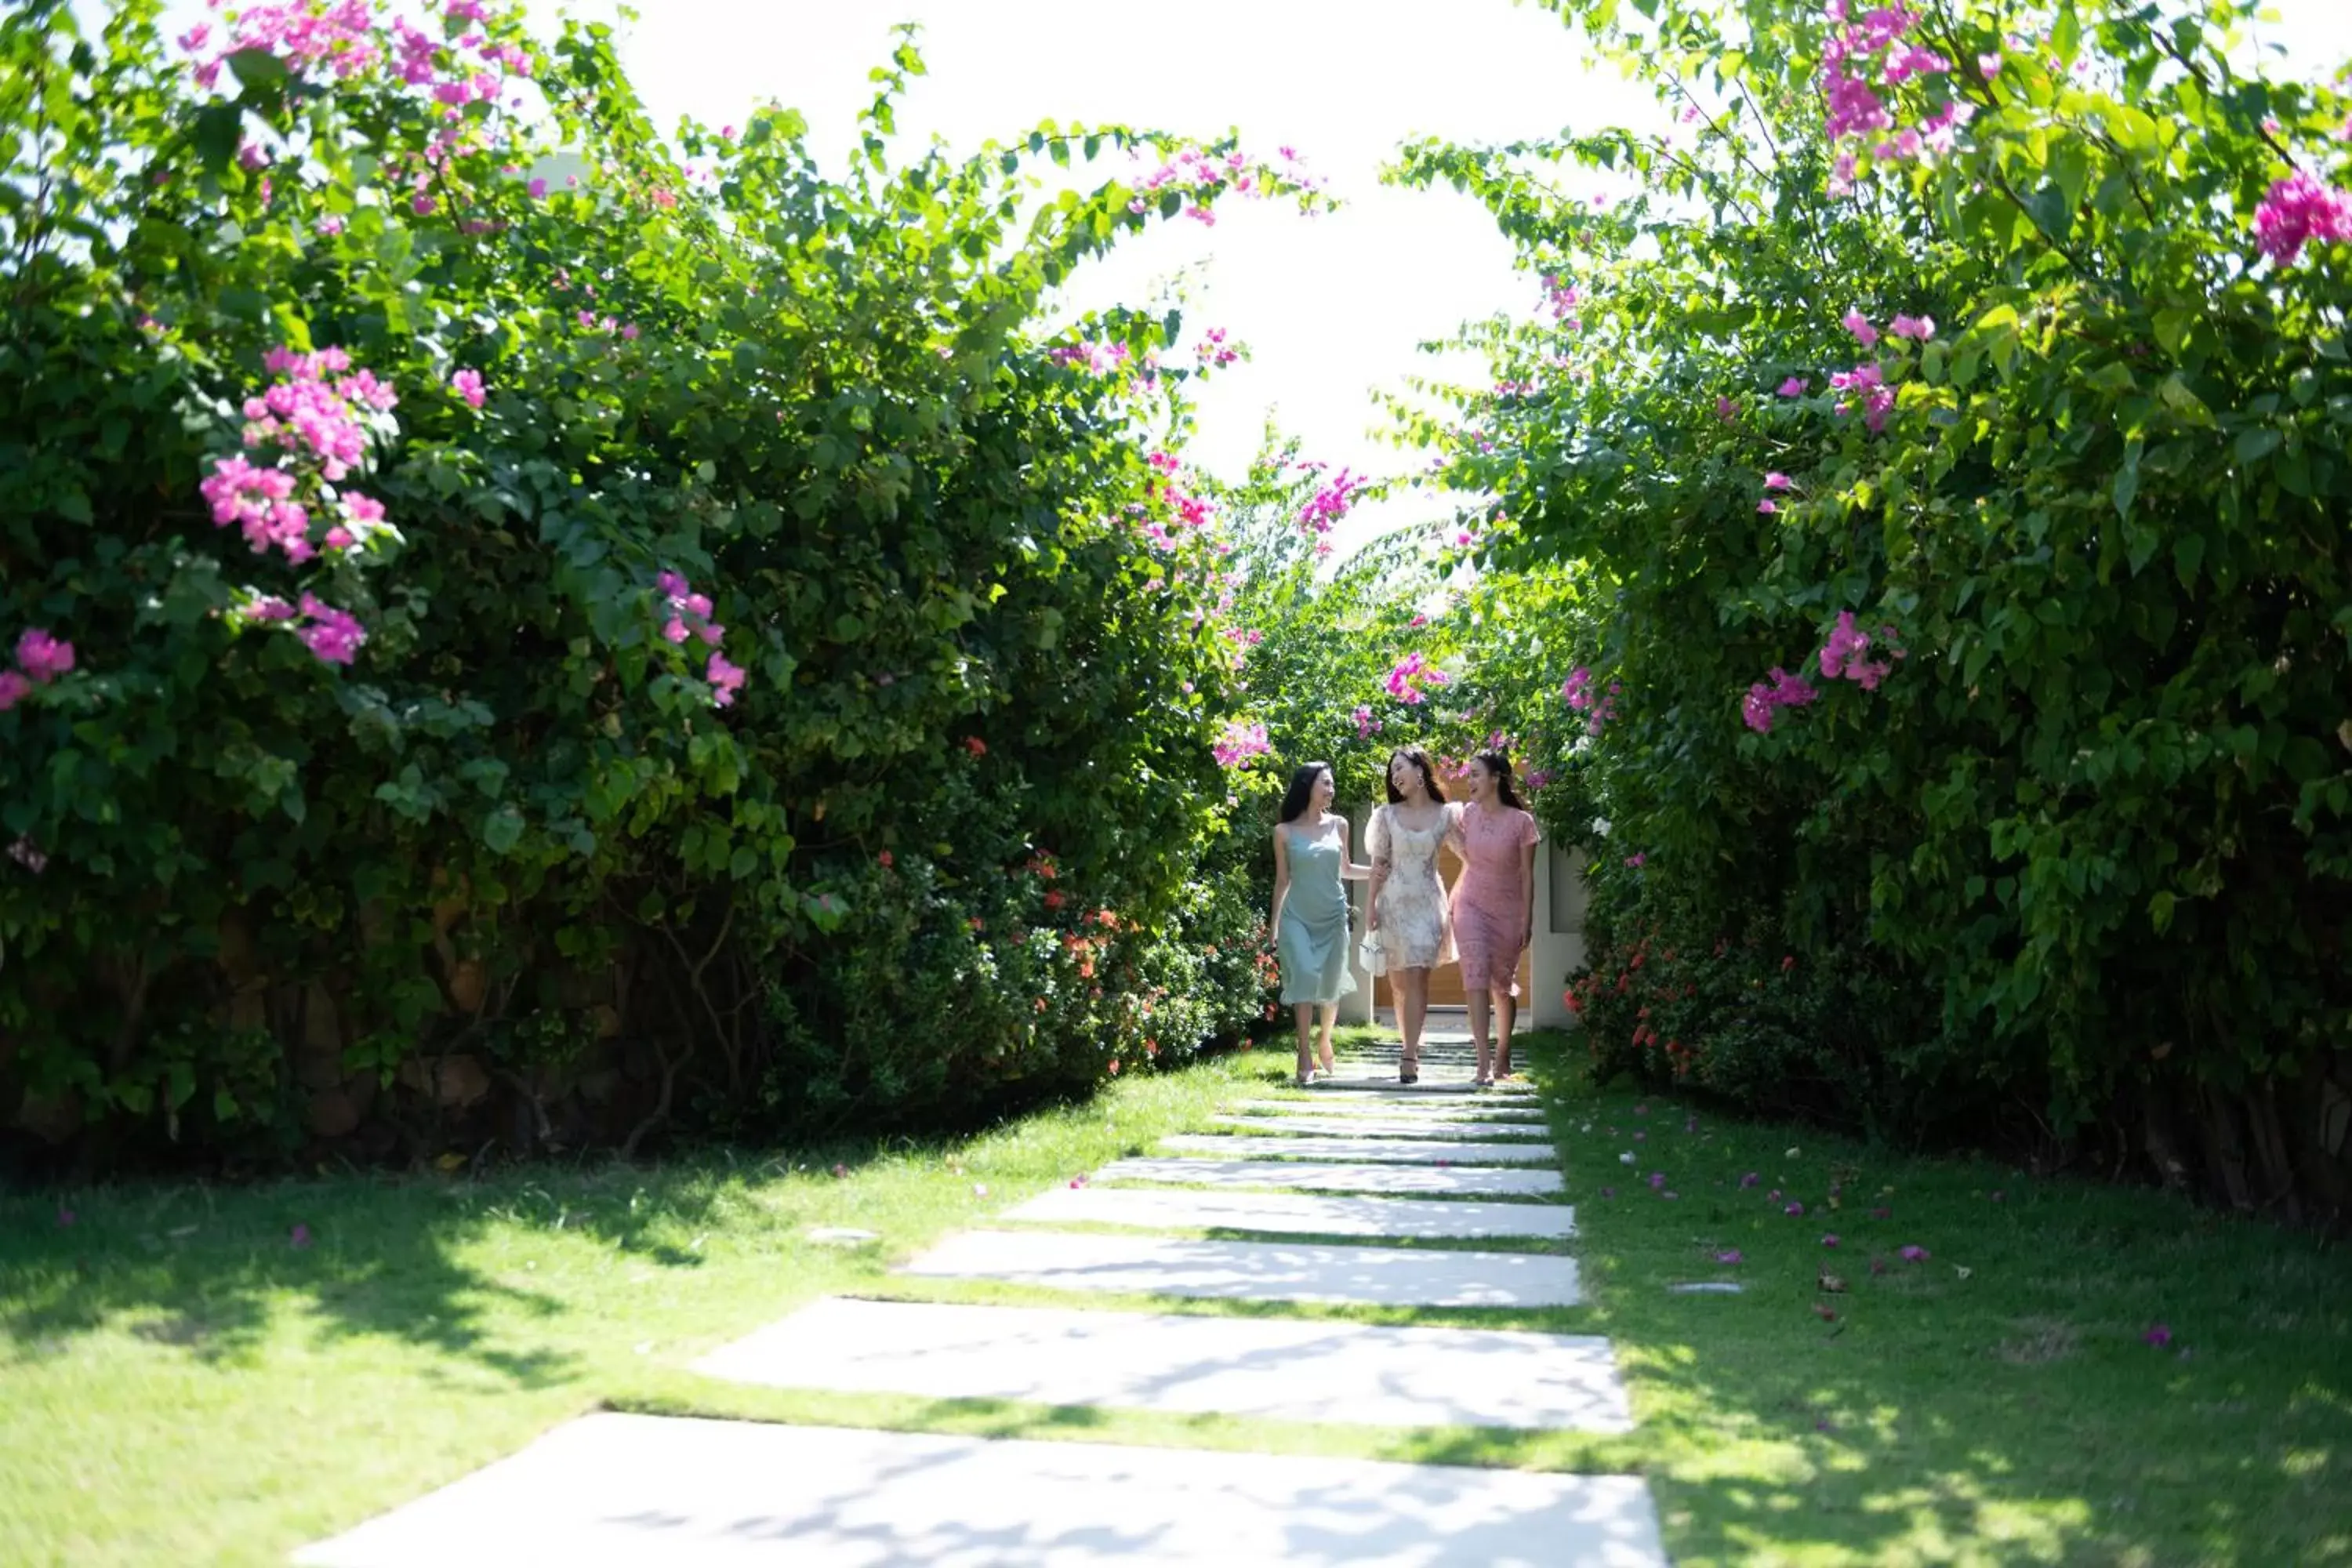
[
  {"xmin": 1160, "ymin": 1134, "xmax": 1558, "ymax": 1166},
  {"xmin": 700, "ymin": 1298, "xmax": 1634, "ymax": 1431},
  {"xmin": 1093, "ymin": 1158, "xmax": 1566, "ymax": 1196},
  {"xmin": 895, "ymin": 1229, "xmax": 1584, "ymax": 1308},
  {"xmin": 292, "ymin": 1414, "xmax": 1668, "ymax": 1566},
  {"xmin": 1007, "ymin": 1185, "xmax": 1579, "ymax": 1240}
]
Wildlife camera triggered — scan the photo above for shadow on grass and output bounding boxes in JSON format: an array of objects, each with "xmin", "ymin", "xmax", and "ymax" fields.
[
  {"xmin": 1514, "ymin": 1028, "xmax": 2352, "ymax": 1566},
  {"xmin": 0, "ymin": 1149, "xmax": 886, "ymax": 1387}
]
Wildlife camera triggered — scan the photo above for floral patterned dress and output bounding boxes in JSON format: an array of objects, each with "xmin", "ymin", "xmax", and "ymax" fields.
[
  {"xmin": 1370, "ymin": 803, "xmax": 1457, "ymax": 972},
  {"xmin": 1449, "ymin": 800, "xmax": 1539, "ymax": 996}
]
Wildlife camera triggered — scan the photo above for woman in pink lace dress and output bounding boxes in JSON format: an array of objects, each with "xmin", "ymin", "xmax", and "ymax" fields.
[{"xmin": 1447, "ymin": 750, "xmax": 1539, "ymax": 1087}]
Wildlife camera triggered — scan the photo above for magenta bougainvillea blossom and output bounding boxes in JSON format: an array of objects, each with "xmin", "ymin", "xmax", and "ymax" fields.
[
  {"xmin": 1296, "ymin": 463, "xmax": 1368, "ymax": 539},
  {"xmin": 2252, "ymin": 172, "xmax": 2352, "ymax": 264},
  {"xmin": 0, "ymin": 626, "xmax": 74, "ymax": 713},
  {"xmin": 1742, "ymin": 666, "xmax": 1820, "ymax": 734},
  {"xmin": 654, "ymin": 570, "xmax": 745, "ymax": 708},
  {"xmin": 1820, "ymin": 2, "xmax": 1969, "ymax": 198},
  {"xmin": 1212, "ymin": 717, "xmax": 1271, "ymax": 768},
  {"xmin": 1384, "ymin": 652, "xmax": 1450, "ymax": 706}
]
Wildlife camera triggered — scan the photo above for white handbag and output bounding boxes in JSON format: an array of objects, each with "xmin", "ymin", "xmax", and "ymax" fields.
[{"xmin": 1356, "ymin": 930, "xmax": 1386, "ymax": 978}]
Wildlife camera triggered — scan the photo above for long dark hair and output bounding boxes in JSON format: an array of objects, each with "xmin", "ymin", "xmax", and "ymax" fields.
[
  {"xmin": 1472, "ymin": 750, "xmax": 1526, "ymax": 810},
  {"xmin": 1278, "ymin": 762, "xmax": 1332, "ymax": 825},
  {"xmin": 1384, "ymin": 746, "xmax": 1444, "ymax": 805}
]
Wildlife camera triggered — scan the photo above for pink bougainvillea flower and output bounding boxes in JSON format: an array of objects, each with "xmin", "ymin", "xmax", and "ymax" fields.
[
  {"xmin": 706, "ymin": 652, "xmax": 746, "ymax": 707},
  {"xmin": 1625, "ymin": 853, "xmax": 1647, "ymax": 868},
  {"xmin": 1740, "ymin": 1172, "xmax": 1759, "ymax": 1188},
  {"xmin": 1821, "ymin": 1233, "xmax": 1841, "ymax": 1247},
  {"xmin": 1899, "ymin": 1243, "xmax": 1929, "ymax": 1262},
  {"xmin": 289, "ymin": 1224, "xmax": 313, "ymax": 1249},
  {"xmin": 1715, "ymin": 1249, "xmax": 1743, "ymax": 1265},
  {"xmin": 2253, "ymin": 171, "xmax": 2352, "ymax": 263},
  {"xmin": 1978, "ymin": 52, "xmax": 2002, "ymax": 78},
  {"xmin": 1842, "ymin": 310, "xmax": 1879, "ymax": 346},
  {"xmin": 450, "ymin": 368, "xmax": 485, "ymax": 408},
  {"xmin": 1649, "ymin": 1172, "xmax": 1667, "ymax": 1189},
  {"xmin": 1778, "ymin": 376, "xmax": 1808, "ymax": 397},
  {"xmin": 296, "ymin": 597, "xmax": 366, "ymax": 666},
  {"xmin": 1764, "ymin": 472, "xmax": 1792, "ymax": 491},
  {"xmin": 15, "ymin": 629, "xmax": 74, "ymax": 684},
  {"xmin": 1715, "ymin": 395, "xmax": 1739, "ymax": 421},
  {"xmin": 1889, "ymin": 313, "xmax": 1937, "ymax": 341},
  {"xmin": 2143, "ymin": 1323, "xmax": 2173, "ymax": 1348}
]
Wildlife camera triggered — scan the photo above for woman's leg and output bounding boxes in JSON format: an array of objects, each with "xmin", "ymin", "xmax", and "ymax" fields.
[
  {"xmin": 1398, "ymin": 968, "xmax": 1429, "ymax": 1079},
  {"xmin": 1293, "ymin": 1002, "xmax": 1316, "ymax": 1083},
  {"xmin": 1465, "ymin": 986, "xmax": 1494, "ymax": 1083},
  {"xmin": 1314, "ymin": 1003, "xmax": 1339, "ymax": 1073},
  {"xmin": 1494, "ymin": 985, "xmax": 1518, "ymax": 1078}
]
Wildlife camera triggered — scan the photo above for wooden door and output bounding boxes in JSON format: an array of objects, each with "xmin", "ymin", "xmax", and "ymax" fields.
[{"xmin": 1373, "ymin": 841, "xmax": 1531, "ymax": 1007}]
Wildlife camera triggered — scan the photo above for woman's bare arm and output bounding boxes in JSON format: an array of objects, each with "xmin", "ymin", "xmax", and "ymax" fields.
[{"xmin": 1269, "ymin": 826, "xmax": 1291, "ymax": 935}]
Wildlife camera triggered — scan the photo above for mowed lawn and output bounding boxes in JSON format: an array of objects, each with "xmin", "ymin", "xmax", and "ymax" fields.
[{"xmin": 2, "ymin": 1030, "xmax": 2346, "ymax": 1566}]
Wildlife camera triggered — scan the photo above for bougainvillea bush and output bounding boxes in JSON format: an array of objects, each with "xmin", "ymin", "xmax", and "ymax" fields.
[
  {"xmin": 0, "ymin": 0, "xmax": 1317, "ymax": 1169},
  {"xmin": 1403, "ymin": 0, "xmax": 2352, "ymax": 1218}
]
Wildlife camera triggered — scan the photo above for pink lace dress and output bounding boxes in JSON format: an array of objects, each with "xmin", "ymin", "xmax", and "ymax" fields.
[{"xmin": 1448, "ymin": 801, "xmax": 1538, "ymax": 996}]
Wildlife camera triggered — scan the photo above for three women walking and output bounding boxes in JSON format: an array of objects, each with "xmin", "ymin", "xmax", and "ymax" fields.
[{"xmin": 1272, "ymin": 748, "xmax": 1541, "ymax": 1088}]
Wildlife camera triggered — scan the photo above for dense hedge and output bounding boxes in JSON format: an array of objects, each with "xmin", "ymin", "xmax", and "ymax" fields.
[
  {"xmin": 0, "ymin": 1, "xmax": 1313, "ymax": 1171},
  {"xmin": 1403, "ymin": 0, "xmax": 2352, "ymax": 1221}
]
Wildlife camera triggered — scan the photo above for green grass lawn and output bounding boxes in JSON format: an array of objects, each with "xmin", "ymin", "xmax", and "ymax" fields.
[
  {"xmin": 3, "ymin": 1029, "xmax": 2347, "ymax": 1566},
  {"xmin": 1490, "ymin": 1029, "xmax": 2352, "ymax": 1568}
]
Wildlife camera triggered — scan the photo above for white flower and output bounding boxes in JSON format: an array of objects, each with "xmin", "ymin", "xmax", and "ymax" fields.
[
  {"xmin": 1592, "ymin": 816, "xmax": 1612, "ymax": 837},
  {"xmin": 1619, "ymin": 1152, "xmax": 1636, "ymax": 1165}
]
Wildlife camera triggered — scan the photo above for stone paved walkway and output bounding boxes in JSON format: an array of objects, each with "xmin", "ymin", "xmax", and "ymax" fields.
[{"xmin": 296, "ymin": 1033, "xmax": 1668, "ymax": 1566}]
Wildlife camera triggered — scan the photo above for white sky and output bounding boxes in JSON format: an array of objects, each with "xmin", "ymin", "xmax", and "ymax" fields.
[{"xmin": 153, "ymin": 0, "xmax": 2352, "ymax": 549}]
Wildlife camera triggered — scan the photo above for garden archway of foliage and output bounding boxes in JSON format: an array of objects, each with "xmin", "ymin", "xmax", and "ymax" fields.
[
  {"xmin": 0, "ymin": 0, "xmax": 1328, "ymax": 1172},
  {"xmin": 1396, "ymin": 0, "xmax": 2352, "ymax": 1221}
]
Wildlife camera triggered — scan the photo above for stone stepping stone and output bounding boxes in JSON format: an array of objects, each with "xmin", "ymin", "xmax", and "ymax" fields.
[
  {"xmin": 1232, "ymin": 1100, "xmax": 1547, "ymax": 1121},
  {"xmin": 1161, "ymin": 1134, "xmax": 1557, "ymax": 1166},
  {"xmin": 1212, "ymin": 1115, "xmax": 1551, "ymax": 1142},
  {"xmin": 1096, "ymin": 1157, "xmax": 1565, "ymax": 1196},
  {"xmin": 1007, "ymin": 1184, "xmax": 1578, "ymax": 1240},
  {"xmin": 1311, "ymin": 1079, "xmax": 1538, "ymax": 1096},
  {"xmin": 896, "ymin": 1229, "xmax": 1584, "ymax": 1308},
  {"xmin": 295, "ymin": 1413, "xmax": 1668, "ymax": 1566},
  {"xmin": 699, "ymin": 1298, "xmax": 1633, "ymax": 1432}
]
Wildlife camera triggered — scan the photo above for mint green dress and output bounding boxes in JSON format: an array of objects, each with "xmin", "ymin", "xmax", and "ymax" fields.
[{"xmin": 1278, "ymin": 829, "xmax": 1358, "ymax": 1006}]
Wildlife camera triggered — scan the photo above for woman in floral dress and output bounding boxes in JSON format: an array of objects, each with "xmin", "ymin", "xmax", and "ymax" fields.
[
  {"xmin": 1367, "ymin": 747, "xmax": 1455, "ymax": 1084},
  {"xmin": 1270, "ymin": 761, "xmax": 1370, "ymax": 1087},
  {"xmin": 1448, "ymin": 751, "xmax": 1539, "ymax": 1087}
]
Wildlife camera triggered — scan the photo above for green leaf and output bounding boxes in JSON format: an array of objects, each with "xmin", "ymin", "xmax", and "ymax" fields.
[
  {"xmin": 2234, "ymin": 426, "xmax": 2281, "ymax": 463},
  {"xmin": 2111, "ymin": 438, "xmax": 2142, "ymax": 518},
  {"xmin": 482, "ymin": 807, "xmax": 525, "ymax": 855},
  {"xmin": 224, "ymin": 47, "xmax": 290, "ymax": 93},
  {"xmin": 2174, "ymin": 532, "xmax": 2205, "ymax": 590},
  {"xmin": 192, "ymin": 102, "xmax": 244, "ymax": 176}
]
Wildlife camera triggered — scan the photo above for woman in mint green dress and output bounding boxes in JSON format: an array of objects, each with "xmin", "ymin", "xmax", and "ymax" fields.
[{"xmin": 1270, "ymin": 762, "xmax": 1370, "ymax": 1087}]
